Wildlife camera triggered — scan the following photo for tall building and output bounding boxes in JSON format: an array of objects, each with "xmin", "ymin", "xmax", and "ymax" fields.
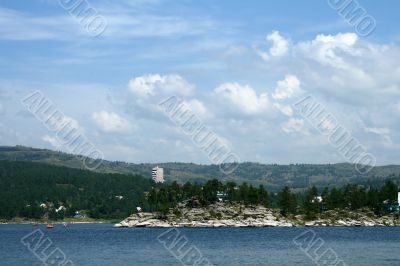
[
  {"xmin": 398, "ymin": 192, "xmax": 400, "ymax": 206},
  {"xmin": 152, "ymin": 166, "xmax": 164, "ymax": 183}
]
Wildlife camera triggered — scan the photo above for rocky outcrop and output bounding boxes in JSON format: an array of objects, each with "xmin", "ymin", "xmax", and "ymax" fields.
[{"xmin": 115, "ymin": 203, "xmax": 400, "ymax": 228}]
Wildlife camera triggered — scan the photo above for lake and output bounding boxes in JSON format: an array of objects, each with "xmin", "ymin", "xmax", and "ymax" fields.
[{"xmin": 1, "ymin": 224, "xmax": 399, "ymax": 265}]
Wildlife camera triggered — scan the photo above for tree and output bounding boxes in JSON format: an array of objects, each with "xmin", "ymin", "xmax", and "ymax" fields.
[
  {"xmin": 248, "ymin": 185, "xmax": 258, "ymax": 205},
  {"xmin": 325, "ymin": 187, "xmax": 343, "ymax": 209},
  {"xmin": 343, "ymin": 184, "xmax": 366, "ymax": 210},
  {"xmin": 202, "ymin": 179, "xmax": 222, "ymax": 204},
  {"xmin": 303, "ymin": 186, "xmax": 319, "ymax": 215},
  {"xmin": 366, "ymin": 187, "xmax": 382, "ymax": 214},
  {"xmin": 257, "ymin": 185, "xmax": 269, "ymax": 207},
  {"xmin": 238, "ymin": 182, "xmax": 249, "ymax": 203},
  {"xmin": 380, "ymin": 180, "xmax": 398, "ymax": 204},
  {"xmin": 279, "ymin": 186, "xmax": 297, "ymax": 216},
  {"xmin": 226, "ymin": 182, "xmax": 238, "ymax": 201}
]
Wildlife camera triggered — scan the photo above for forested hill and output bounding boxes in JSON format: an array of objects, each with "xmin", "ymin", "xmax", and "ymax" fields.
[
  {"xmin": 1, "ymin": 146, "xmax": 400, "ymax": 191},
  {"xmin": 0, "ymin": 160, "xmax": 154, "ymax": 220}
]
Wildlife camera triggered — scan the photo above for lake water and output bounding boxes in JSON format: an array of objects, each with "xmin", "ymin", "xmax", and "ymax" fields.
[{"xmin": 1, "ymin": 224, "xmax": 399, "ymax": 265}]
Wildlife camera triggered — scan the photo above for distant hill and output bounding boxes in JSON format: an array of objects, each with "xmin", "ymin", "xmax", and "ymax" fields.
[{"xmin": 1, "ymin": 146, "xmax": 400, "ymax": 191}]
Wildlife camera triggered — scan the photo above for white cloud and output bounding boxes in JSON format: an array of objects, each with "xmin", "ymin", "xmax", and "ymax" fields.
[
  {"xmin": 45, "ymin": 114, "xmax": 82, "ymax": 133},
  {"xmin": 42, "ymin": 134, "xmax": 62, "ymax": 148},
  {"xmin": 183, "ymin": 99, "xmax": 209, "ymax": 118},
  {"xmin": 257, "ymin": 31, "xmax": 400, "ymax": 107},
  {"xmin": 213, "ymin": 83, "xmax": 269, "ymax": 115},
  {"xmin": 364, "ymin": 126, "xmax": 392, "ymax": 144},
  {"xmin": 282, "ymin": 118, "xmax": 306, "ymax": 134},
  {"xmin": 0, "ymin": 7, "xmax": 77, "ymax": 41},
  {"xmin": 273, "ymin": 103, "xmax": 293, "ymax": 117},
  {"xmin": 297, "ymin": 32, "xmax": 358, "ymax": 69},
  {"xmin": 128, "ymin": 74, "xmax": 194, "ymax": 97},
  {"xmin": 2, "ymin": 26, "xmax": 400, "ymax": 165},
  {"xmin": 259, "ymin": 30, "xmax": 289, "ymax": 60},
  {"xmin": 0, "ymin": 6, "xmax": 216, "ymax": 41},
  {"xmin": 365, "ymin": 127, "xmax": 390, "ymax": 135},
  {"xmin": 91, "ymin": 111, "xmax": 134, "ymax": 133},
  {"xmin": 272, "ymin": 74, "xmax": 301, "ymax": 100},
  {"xmin": 128, "ymin": 74, "xmax": 163, "ymax": 97}
]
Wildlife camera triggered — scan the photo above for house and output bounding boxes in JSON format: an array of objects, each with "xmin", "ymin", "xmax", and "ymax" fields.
[
  {"xmin": 311, "ymin": 196, "xmax": 323, "ymax": 203},
  {"xmin": 55, "ymin": 206, "xmax": 66, "ymax": 213},
  {"xmin": 383, "ymin": 199, "xmax": 399, "ymax": 212},
  {"xmin": 217, "ymin": 191, "xmax": 227, "ymax": 202},
  {"xmin": 74, "ymin": 211, "xmax": 84, "ymax": 219}
]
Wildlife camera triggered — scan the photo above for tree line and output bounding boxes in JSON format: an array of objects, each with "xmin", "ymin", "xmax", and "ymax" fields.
[
  {"xmin": 146, "ymin": 179, "xmax": 400, "ymax": 217},
  {"xmin": 0, "ymin": 161, "xmax": 399, "ymax": 221}
]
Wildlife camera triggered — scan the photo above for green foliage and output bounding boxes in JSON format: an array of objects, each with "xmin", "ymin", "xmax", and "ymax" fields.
[
  {"xmin": 0, "ymin": 161, "xmax": 154, "ymax": 220},
  {"xmin": 299, "ymin": 180, "xmax": 400, "ymax": 216},
  {"xmin": 303, "ymin": 186, "xmax": 320, "ymax": 216},
  {"xmin": 0, "ymin": 158, "xmax": 399, "ymax": 221},
  {"xmin": 279, "ymin": 186, "xmax": 297, "ymax": 216},
  {"xmin": 144, "ymin": 179, "xmax": 271, "ymax": 211}
]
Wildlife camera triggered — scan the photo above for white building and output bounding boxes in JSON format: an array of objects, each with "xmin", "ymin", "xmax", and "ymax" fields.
[
  {"xmin": 152, "ymin": 166, "xmax": 164, "ymax": 183},
  {"xmin": 55, "ymin": 206, "xmax": 66, "ymax": 213},
  {"xmin": 398, "ymin": 192, "xmax": 400, "ymax": 206},
  {"xmin": 312, "ymin": 196, "xmax": 323, "ymax": 203}
]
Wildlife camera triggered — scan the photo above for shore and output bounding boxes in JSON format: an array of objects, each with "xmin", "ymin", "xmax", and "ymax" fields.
[
  {"xmin": 0, "ymin": 217, "xmax": 119, "ymax": 225},
  {"xmin": 116, "ymin": 202, "xmax": 400, "ymax": 228}
]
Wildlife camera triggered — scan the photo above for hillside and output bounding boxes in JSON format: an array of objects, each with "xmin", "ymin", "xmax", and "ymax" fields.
[
  {"xmin": 0, "ymin": 160, "xmax": 154, "ymax": 220},
  {"xmin": 1, "ymin": 146, "xmax": 400, "ymax": 191}
]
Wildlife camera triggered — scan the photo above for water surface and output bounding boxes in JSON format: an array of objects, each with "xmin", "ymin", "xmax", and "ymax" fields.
[{"xmin": 1, "ymin": 224, "xmax": 399, "ymax": 265}]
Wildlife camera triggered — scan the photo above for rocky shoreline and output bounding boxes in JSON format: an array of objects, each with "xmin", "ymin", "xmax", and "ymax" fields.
[{"xmin": 115, "ymin": 203, "xmax": 400, "ymax": 228}]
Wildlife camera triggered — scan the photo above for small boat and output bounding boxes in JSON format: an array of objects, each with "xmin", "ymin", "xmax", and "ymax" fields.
[
  {"xmin": 62, "ymin": 222, "xmax": 67, "ymax": 228},
  {"xmin": 46, "ymin": 224, "xmax": 54, "ymax": 229}
]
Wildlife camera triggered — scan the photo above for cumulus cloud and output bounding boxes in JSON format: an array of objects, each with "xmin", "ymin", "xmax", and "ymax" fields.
[
  {"xmin": 128, "ymin": 74, "xmax": 194, "ymax": 97},
  {"xmin": 3, "ymin": 27, "xmax": 399, "ymax": 165},
  {"xmin": 297, "ymin": 32, "xmax": 358, "ymax": 69},
  {"xmin": 255, "ymin": 31, "xmax": 400, "ymax": 107},
  {"xmin": 213, "ymin": 82, "xmax": 269, "ymax": 115},
  {"xmin": 259, "ymin": 30, "xmax": 289, "ymax": 60},
  {"xmin": 91, "ymin": 111, "xmax": 134, "ymax": 133},
  {"xmin": 183, "ymin": 99, "xmax": 209, "ymax": 118},
  {"xmin": 272, "ymin": 74, "xmax": 301, "ymax": 100}
]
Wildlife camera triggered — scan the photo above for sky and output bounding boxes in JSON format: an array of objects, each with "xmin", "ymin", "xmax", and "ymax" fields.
[{"xmin": 0, "ymin": 0, "xmax": 399, "ymax": 165}]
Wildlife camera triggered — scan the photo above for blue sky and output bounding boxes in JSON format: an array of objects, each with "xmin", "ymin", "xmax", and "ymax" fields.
[{"xmin": 0, "ymin": 0, "xmax": 399, "ymax": 165}]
